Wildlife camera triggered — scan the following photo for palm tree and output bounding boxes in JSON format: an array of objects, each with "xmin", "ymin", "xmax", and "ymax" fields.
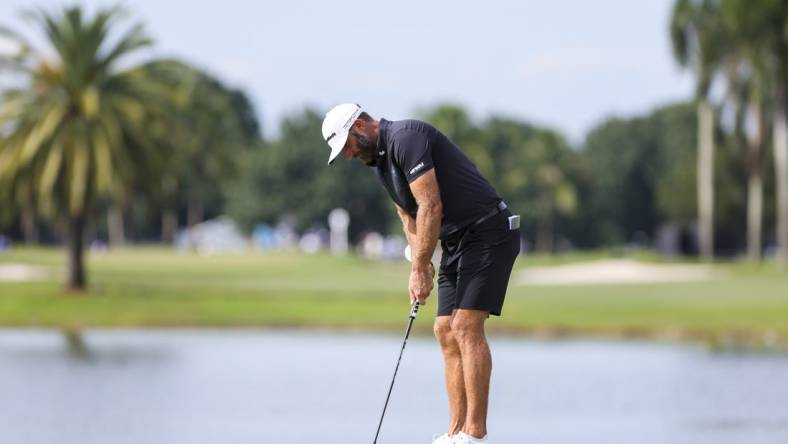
[
  {"xmin": 763, "ymin": 3, "xmax": 788, "ymax": 264},
  {"xmin": 777, "ymin": 96, "xmax": 788, "ymax": 263},
  {"xmin": 0, "ymin": 6, "xmax": 165, "ymax": 290},
  {"xmin": 717, "ymin": 0, "xmax": 770, "ymax": 261},
  {"xmin": 727, "ymin": 72, "xmax": 768, "ymax": 261},
  {"xmin": 718, "ymin": 0, "xmax": 788, "ymax": 262},
  {"xmin": 671, "ymin": 0, "xmax": 727, "ymax": 261}
]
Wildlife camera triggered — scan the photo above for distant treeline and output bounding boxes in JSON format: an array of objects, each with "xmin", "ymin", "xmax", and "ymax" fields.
[
  {"xmin": 2, "ymin": 90, "xmax": 771, "ymax": 257},
  {"xmin": 225, "ymin": 101, "xmax": 772, "ymax": 257},
  {"xmin": 2, "ymin": 2, "xmax": 787, "ymax": 273}
]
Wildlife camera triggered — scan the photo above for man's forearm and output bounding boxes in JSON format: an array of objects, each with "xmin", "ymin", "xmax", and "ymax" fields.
[
  {"xmin": 412, "ymin": 200, "xmax": 441, "ymax": 269},
  {"xmin": 398, "ymin": 210, "xmax": 418, "ymax": 248}
]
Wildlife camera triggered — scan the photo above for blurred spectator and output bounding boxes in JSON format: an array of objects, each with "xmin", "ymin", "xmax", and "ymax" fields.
[
  {"xmin": 176, "ymin": 216, "xmax": 247, "ymax": 255},
  {"xmin": 328, "ymin": 208, "xmax": 350, "ymax": 256},
  {"xmin": 252, "ymin": 224, "xmax": 276, "ymax": 250},
  {"xmin": 360, "ymin": 232, "xmax": 384, "ymax": 259},
  {"xmin": 656, "ymin": 224, "xmax": 680, "ymax": 257},
  {"xmin": 89, "ymin": 240, "xmax": 108, "ymax": 254},
  {"xmin": 274, "ymin": 215, "xmax": 299, "ymax": 249},
  {"xmin": 299, "ymin": 226, "xmax": 328, "ymax": 254},
  {"xmin": 382, "ymin": 235, "xmax": 407, "ymax": 261}
]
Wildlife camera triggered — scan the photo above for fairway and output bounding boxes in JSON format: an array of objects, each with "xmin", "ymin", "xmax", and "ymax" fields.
[{"xmin": 1, "ymin": 247, "xmax": 787, "ymax": 348}]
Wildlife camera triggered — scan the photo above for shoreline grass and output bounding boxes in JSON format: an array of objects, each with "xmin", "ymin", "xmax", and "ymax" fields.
[{"xmin": 1, "ymin": 247, "xmax": 787, "ymax": 349}]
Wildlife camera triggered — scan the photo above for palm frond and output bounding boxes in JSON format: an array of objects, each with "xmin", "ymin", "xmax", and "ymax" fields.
[
  {"xmin": 92, "ymin": 122, "xmax": 114, "ymax": 193},
  {"xmin": 97, "ymin": 23, "xmax": 152, "ymax": 73},
  {"xmin": 670, "ymin": 0, "xmax": 694, "ymax": 67},
  {"xmin": 36, "ymin": 139, "xmax": 63, "ymax": 206},
  {"xmin": 18, "ymin": 104, "xmax": 65, "ymax": 165}
]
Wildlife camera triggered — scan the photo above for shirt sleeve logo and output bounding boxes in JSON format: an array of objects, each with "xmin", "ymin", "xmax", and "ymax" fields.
[{"xmin": 409, "ymin": 162, "xmax": 425, "ymax": 176}]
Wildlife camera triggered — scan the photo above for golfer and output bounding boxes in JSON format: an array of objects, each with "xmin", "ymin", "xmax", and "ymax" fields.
[{"xmin": 322, "ymin": 104, "xmax": 520, "ymax": 444}]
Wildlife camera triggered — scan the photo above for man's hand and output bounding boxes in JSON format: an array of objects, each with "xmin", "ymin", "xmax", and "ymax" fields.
[{"xmin": 409, "ymin": 263, "xmax": 435, "ymax": 304}]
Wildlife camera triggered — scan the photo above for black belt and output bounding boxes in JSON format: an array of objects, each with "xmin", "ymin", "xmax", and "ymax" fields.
[{"xmin": 470, "ymin": 201, "xmax": 507, "ymax": 229}]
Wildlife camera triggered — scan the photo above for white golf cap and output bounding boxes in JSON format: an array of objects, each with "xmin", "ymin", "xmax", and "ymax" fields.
[{"xmin": 322, "ymin": 103, "xmax": 363, "ymax": 165}]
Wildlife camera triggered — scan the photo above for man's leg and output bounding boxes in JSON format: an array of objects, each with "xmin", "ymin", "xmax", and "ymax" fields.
[
  {"xmin": 450, "ymin": 309, "xmax": 491, "ymax": 439},
  {"xmin": 434, "ymin": 315, "xmax": 466, "ymax": 435}
]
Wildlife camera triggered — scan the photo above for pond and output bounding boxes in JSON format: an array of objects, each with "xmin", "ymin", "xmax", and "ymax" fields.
[{"xmin": 0, "ymin": 329, "xmax": 786, "ymax": 444}]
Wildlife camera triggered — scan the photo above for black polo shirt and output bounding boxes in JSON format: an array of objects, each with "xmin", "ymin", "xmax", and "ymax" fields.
[{"xmin": 371, "ymin": 118, "xmax": 502, "ymax": 239}]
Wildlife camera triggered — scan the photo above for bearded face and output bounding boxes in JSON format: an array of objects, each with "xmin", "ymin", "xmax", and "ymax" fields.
[{"xmin": 348, "ymin": 127, "xmax": 377, "ymax": 165}]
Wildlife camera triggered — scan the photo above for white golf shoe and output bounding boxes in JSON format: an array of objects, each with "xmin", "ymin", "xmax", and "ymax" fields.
[
  {"xmin": 431, "ymin": 433, "xmax": 455, "ymax": 444},
  {"xmin": 453, "ymin": 432, "xmax": 488, "ymax": 443}
]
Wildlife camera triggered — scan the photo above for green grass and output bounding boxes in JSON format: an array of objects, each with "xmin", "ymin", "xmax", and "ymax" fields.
[{"xmin": 1, "ymin": 247, "xmax": 787, "ymax": 347}]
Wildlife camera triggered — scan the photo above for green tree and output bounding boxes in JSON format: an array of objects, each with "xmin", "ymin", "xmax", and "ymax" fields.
[
  {"xmin": 720, "ymin": 57, "xmax": 769, "ymax": 260},
  {"xmin": 719, "ymin": 0, "xmax": 788, "ymax": 262},
  {"xmin": 225, "ymin": 109, "xmax": 392, "ymax": 241},
  {"xmin": 0, "ymin": 6, "xmax": 166, "ymax": 290},
  {"xmin": 582, "ymin": 116, "xmax": 664, "ymax": 245},
  {"xmin": 421, "ymin": 104, "xmax": 579, "ymax": 251},
  {"xmin": 653, "ymin": 104, "xmax": 702, "ymax": 226},
  {"xmin": 480, "ymin": 118, "xmax": 577, "ymax": 251},
  {"xmin": 712, "ymin": 0, "xmax": 778, "ymax": 261},
  {"xmin": 419, "ymin": 104, "xmax": 492, "ymax": 176},
  {"xmin": 140, "ymin": 60, "xmax": 259, "ymax": 242},
  {"xmin": 580, "ymin": 102, "xmax": 745, "ymax": 252},
  {"xmin": 671, "ymin": 0, "xmax": 728, "ymax": 260}
]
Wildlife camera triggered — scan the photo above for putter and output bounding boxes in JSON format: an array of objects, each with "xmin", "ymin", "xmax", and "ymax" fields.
[{"xmin": 372, "ymin": 301, "xmax": 420, "ymax": 443}]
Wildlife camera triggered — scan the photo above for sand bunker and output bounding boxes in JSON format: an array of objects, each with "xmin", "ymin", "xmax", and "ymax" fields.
[
  {"xmin": 517, "ymin": 258, "xmax": 718, "ymax": 286},
  {"xmin": 0, "ymin": 263, "xmax": 51, "ymax": 282}
]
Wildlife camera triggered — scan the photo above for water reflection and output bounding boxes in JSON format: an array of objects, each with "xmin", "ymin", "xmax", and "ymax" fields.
[
  {"xmin": 1, "ymin": 329, "xmax": 174, "ymax": 365},
  {"xmin": 63, "ymin": 328, "xmax": 90, "ymax": 360},
  {"xmin": 0, "ymin": 329, "xmax": 786, "ymax": 444}
]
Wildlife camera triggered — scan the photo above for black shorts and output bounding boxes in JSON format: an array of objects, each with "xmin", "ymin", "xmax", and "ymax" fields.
[{"xmin": 437, "ymin": 208, "xmax": 521, "ymax": 317}]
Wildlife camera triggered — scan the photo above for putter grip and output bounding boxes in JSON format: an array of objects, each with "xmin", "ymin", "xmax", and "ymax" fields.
[{"xmin": 409, "ymin": 302, "xmax": 420, "ymax": 319}]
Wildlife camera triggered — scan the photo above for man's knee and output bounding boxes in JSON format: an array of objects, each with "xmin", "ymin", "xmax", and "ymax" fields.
[
  {"xmin": 434, "ymin": 316, "xmax": 455, "ymax": 345},
  {"xmin": 450, "ymin": 310, "xmax": 487, "ymax": 343}
]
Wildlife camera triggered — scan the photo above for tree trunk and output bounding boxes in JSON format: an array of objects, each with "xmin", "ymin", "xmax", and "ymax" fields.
[
  {"xmin": 774, "ymin": 105, "xmax": 788, "ymax": 263},
  {"xmin": 746, "ymin": 103, "xmax": 765, "ymax": 262},
  {"xmin": 746, "ymin": 170, "xmax": 763, "ymax": 261},
  {"xmin": 161, "ymin": 209, "xmax": 177, "ymax": 244},
  {"xmin": 187, "ymin": 195, "xmax": 203, "ymax": 228},
  {"xmin": 697, "ymin": 100, "xmax": 715, "ymax": 261},
  {"xmin": 535, "ymin": 220, "xmax": 553, "ymax": 252},
  {"xmin": 536, "ymin": 204, "xmax": 554, "ymax": 252},
  {"xmin": 161, "ymin": 176, "xmax": 178, "ymax": 244},
  {"xmin": 20, "ymin": 206, "xmax": 38, "ymax": 244},
  {"xmin": 66, "ymin": 214, "xmax": 86, "ymax": 291},
  {"xmin": 107, "ymin": 205, "xmax": 126, "ymax": 248}
]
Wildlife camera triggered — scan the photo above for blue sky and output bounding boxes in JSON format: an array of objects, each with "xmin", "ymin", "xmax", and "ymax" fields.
[{"xmin": 0, "ymin": 0, "xmax": 693, "ymax": 142}]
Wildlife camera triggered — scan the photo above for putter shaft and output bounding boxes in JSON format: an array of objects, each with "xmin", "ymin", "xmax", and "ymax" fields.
[{"xmin": 372, "ymin": 302, "xmax": 419, "ymax": 443}]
